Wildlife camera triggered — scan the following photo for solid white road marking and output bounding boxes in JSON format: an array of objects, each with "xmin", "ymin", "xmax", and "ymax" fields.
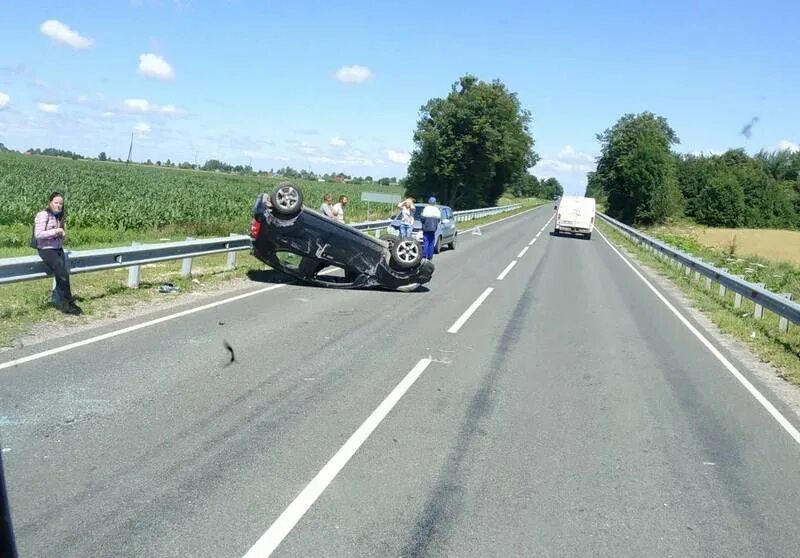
[
  {"xmin": 242, "ymin": 358, "xmax": 434, "ymax": 558},
  {"xmin": 517, "ymin": 246, "xmax": 529, "ymax": 258},
  {"xmin": 597, "ymin": 228, "xmax": 800, "ymax": 447},
  {"xmin": 0, "ymin": 283, "xmax": 288, "ymax": 372},
  {"xmin": 496, "ymin": 260, "xmax": 517, "ymax": 281},
  {"xmin": 448, "ymin": 287, "xmax": 494, "ymax": 334}
]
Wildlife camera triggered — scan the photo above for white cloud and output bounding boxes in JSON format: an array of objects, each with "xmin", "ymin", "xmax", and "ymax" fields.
[
  {"xmin": 134, "ymin": 122, "xmax": 151, "ymax": 137},
  {"xmin": 123, "ymin": 98, "xmax": 184, "ymax": 115},
  {"xmin": 37, "ymin": 102, "xmax": 60, "ymax": 113},
  {"xmin": 777, "ymin": 140, "xmax": 799, "ymax": 153},
  {"xmin": 532, "ymin": 145, "xmax": 599, "ymax": 195},
  {"xmin": 124, "ymin": 98, "xmax": 152, "ymax": 112},
  {"xmin": 137, "ymin": 53, "xmax": 175, "ymax": 81},
  {"xmin": 40, "ymin": 20, "xmax": 93, "ymax": 49},
  {"xmin": 242, "ymin": 149, "xmax": 271, "ymax": 160},
  {"xmin": 335, "ymin": 64, "xmax": 373, "ymax": 84},
  {"xmin": 535, "ymin": 145, "xmax": 596, "ymax": 174},
  {"xmin": 0, "ymin": 91, "xmax": 9, "ymax": 109},
  {"xmin": 102, "ymin": 111, "xmax": 115, "ymax": 118},
  {"xmin": 330, "ymin": 136, "xmax": 347, "ymax": 147},
  {"xmin": 385, "ymin": 149, "xmax": 410, "ymax": 164},
  {"xmin": 293, "ymin": 142, "xmax": 319, "ymax": 155}
]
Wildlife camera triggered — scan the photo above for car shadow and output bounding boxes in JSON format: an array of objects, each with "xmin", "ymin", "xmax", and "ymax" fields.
[
  {"xmin": 245, "ymin": 268, "xmax": 296, "ymax": 284},
  {"xmin": 246, "ymin": 268, "xmax": 431, "ymax": 293}
]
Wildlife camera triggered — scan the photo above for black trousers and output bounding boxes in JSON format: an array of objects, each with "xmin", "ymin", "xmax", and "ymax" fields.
[{"xmin": 38, "ymin": 248, "xmax": 73, "ymax": 304}]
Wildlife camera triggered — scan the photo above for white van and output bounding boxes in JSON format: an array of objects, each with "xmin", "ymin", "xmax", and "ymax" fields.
[{"xmin": 554, "ymin": 195, "xmax": 596, "ymax": 239}]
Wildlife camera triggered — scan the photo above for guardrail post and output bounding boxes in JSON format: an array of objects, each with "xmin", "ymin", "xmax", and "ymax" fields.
[
  {"xmin": 704, "ymin": 277, "xmax": 712, "ymax": 290},
  {"xmin": 734, "ymin": 292, "xmax": 743, "ymax": 308},
  {"xmin": 127, "ymin": 242, "xmax": 141, "ymax": 288},
  {"xmin": 779, "ymin": 293, "xmax": 793, "ymax": 332},
  {"xmin": 181, "ymin": 237, "xmax": 195, "ymax": 277},
  {"xmin": 225, "ymin": 233, "xmax": 237, "ymax": 271},
  {"xmin": 719, "ymin": 283, "xmax": 727, "ymax": 297},
  {"xmin": 753, "ymin": 283, "xmax": 766, "ymax": 319}
]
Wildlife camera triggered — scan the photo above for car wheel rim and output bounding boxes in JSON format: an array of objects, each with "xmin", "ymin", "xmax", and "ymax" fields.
[
  {"xmin": 276, "ymin": 186, "xmax": 299, "ymax": 210},
  {"xmin": 397, "ymin": 241, "xmax": 419, "ymax": 263}
]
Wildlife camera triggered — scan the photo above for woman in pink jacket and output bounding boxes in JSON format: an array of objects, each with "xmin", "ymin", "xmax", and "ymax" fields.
[{"xmin": 33, "ymin": 192, "xmax": 81, "ymax": 315}]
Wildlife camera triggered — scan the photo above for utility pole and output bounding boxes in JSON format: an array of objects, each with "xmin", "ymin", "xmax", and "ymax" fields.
[{"xmin": 126, "ymin": 132, "xmax": 134, "ymax": 165}]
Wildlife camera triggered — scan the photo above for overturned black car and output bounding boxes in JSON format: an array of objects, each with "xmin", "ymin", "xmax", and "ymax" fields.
[{"xmin": 249, "ymin": 183, "xmax": 434, "ymax": 291}]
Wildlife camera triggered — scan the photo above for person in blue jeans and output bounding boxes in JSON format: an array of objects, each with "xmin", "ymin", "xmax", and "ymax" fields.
[
  {"xmin": 397, "ymin": 197, "xmax": 415, "ymax": 238},
  {"xmin": 420, "ymin": 196, "xmax": 441, "ymax": 260}
]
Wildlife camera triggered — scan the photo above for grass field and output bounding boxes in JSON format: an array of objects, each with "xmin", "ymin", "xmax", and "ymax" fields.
[
  {"xmin": 647, "ymin": 223, "xmax": 800, "ymax": 266},
  {"xmin": 641, "ymin": 223, "xmax": 800, "ymax": 303},
  {"xmin": 0, "ymin": 151, "xmax": 403, "ymax": 251}
]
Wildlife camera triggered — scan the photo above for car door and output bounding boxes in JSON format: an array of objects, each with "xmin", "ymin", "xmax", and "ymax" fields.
[{"xmin": 441, "ymin": 207, "xmax": 456, "ymax": 242}]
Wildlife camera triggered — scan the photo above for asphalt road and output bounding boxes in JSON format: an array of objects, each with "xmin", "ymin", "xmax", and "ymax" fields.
[{"xmin": 1, "ymin": 205, "xmax": 800, "ymax": 557}]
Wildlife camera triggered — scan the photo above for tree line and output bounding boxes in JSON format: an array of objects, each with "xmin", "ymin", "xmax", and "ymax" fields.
[{"xmin": 586, "ymin": 111, "xmax": 799, "ymax": 229}]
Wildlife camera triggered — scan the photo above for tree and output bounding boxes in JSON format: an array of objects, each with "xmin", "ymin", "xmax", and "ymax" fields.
[
  {"xmin": 593, "ymin": 111, "xmax": 682, "ymax": 224},
  {"xmin": 404, "ymin": 75, "xmax": 538, "ymax": 209},
  {"xmin": 98, "ymin": 151, "xmax": 107, "ymax": 161},
  {"xmin": 693, "ymin": 169, "xmax": 746, "ymax": 227},
  {"xmin": 538, "ymin": 177, "xmax": 563, "ymax": 199}
]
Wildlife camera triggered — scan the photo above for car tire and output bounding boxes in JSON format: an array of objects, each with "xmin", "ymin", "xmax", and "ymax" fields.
[
  {"xmin": 448, "ymin": 236, "xmax": 456, "ymax": 250},
  {"xmin": 270, "ymin": 182, "xmax": 304, "ymax": 216},
  {"xmin": 586, "ymin": 233, "xmax": 592, "ymax": 240},
  {"xmin": 434, "ymin": 236, "xmax": 441, "ymax": 254},
  {"xmin": 390, "ymin": 238, "xmax": 422, "ymax": 269}
]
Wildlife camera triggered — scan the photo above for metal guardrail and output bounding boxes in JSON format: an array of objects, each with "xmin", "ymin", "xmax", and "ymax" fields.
[
  {"xmin": 0, "ymin": 203, "xmax": 525, "ymax": 288},
  {"xmin": 350, "ymin": 203, "xmax": 523, "ymax": 232},
  {"xmin": 599, "ymin": 212, "xmax": 799, "ymax": 332}
]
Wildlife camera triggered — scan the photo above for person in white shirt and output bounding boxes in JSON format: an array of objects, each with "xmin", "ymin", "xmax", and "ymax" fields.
[
  {"xmin": 332, "ymin": 195, "xmax": 348, "ymax": 224},
  {"xmin": 420, "ymin": 196, "xmax": 442, "ymax": 259}
]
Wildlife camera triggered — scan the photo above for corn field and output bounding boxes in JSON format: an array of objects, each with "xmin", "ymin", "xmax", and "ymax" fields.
[{"xmin": 0, "ymin": 152, "xmax": 403, "ymax": 246}]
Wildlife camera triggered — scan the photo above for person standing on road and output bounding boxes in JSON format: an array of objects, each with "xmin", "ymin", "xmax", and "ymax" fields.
[
  {"xmin": 420, "ymin": 196, "xmax": 441, "ymax": 260},
  {"xmin": 397, "ymin": 197, "xmax": 415, "ymax": 238},
  {"xmin": 32, "ymin": 192, "xmax": 82, "ymax": 315},
  {"xmin": 320, "ymin": 193, "xmax": 335, "ymax": 219},
  {"xmin": 332, "ymin": 195, "xmax": 348, "ymax": 224}
]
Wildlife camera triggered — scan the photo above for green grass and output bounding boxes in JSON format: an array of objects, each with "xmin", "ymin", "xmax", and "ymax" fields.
[{"xmin": 598, "ymin": 220, "xmax": 800, "ymax": 385}]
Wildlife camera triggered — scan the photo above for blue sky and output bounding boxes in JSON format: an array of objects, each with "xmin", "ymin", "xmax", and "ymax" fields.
[{"xmin": 1, "ymin": 0, "xmax": 798, "ymax": 195}]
